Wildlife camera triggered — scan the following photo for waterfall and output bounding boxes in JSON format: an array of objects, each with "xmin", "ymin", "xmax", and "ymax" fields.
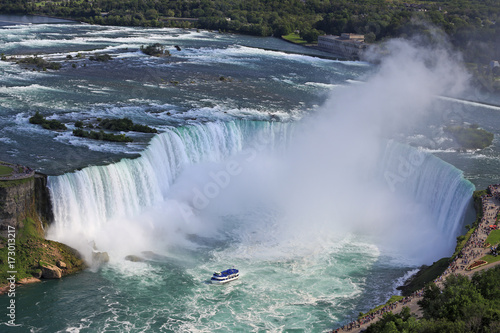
[
  {"xmin": 380, "ymin": 140, "xmax": 474, "ymax": 239},
  {"xmin": 47, "ymin": 120, "xmax": 474, "ymax": 257},
  {"xmin": 47, "ymin": 120, "xmax": 293, "ymax": 240}
]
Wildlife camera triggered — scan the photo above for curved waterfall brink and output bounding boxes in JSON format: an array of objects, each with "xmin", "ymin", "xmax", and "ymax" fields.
[
  {"xmin": 380, "ymin": 141, "xmax": 475, "ymax": 239},
  {"xmin": 47, "ymin": 120, "xmax": 293, "ymax": 240},
  {"xmin": 48, "ymin": 121, "xmax": 474, "ymax": 256}
]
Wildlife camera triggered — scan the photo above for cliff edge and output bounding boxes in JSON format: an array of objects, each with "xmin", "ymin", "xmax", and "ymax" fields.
[{"xmin": 0, "ymin": 167, "xmax": 85, "ymax": 289}]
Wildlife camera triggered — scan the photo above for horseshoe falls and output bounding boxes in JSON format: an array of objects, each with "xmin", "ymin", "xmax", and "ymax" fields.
[
  {"xmin": 380, "ymin": 141, "xmax": 474, "ymax": 240},
  {"xmin": 47, "ymin": 120, "xmax": 294, "ymax": 258},
  {"xmin": 43, "ymin": 119, "xmax": 474, "ymax": 332},
  {"xmin": 1, "ymin": 22, "xmax": 494, "ymax": 333},
  {"xmin": 48, "ymin": 122, "xmax": 474, "ymax": 261}
]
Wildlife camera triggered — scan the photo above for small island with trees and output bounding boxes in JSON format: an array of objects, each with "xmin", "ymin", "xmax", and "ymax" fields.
[
  {"xmin": 444, "ymin": 124, "xmax": 494, "ymax": 150},
  {"xmin": 73, "ymin": 117, "xmax": 159, "ymax": 143},
  {"xmin": 29, "ymin": 112, "xmax": 67, "ymax": 130},
  {"xmin": 29, "ymin": 113, "xmax": 158, "ymax": 143}
]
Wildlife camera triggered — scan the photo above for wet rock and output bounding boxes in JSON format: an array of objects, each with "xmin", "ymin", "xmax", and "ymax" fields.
[
  {"xmin": 56, "ymin": 260, "xmax": 67, "ymax": 269},
  {"xmin": 39, "ymin": 261, "xmax": 62, "ymax": 279},
  {"xmin": 92, "ymin": 251, "xmax": 110, "ymax": 264},
  {"xmin": 125, "ymin": 255, "xmax": 144, "ymax": 262}
]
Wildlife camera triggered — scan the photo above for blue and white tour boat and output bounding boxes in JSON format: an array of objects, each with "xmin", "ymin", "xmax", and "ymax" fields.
[{"xmin": 211, "ymin": 268, "xmax": 239, "ymax": 284}]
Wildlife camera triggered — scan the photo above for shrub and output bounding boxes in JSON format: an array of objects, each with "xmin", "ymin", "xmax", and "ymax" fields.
[
  {"xmin": 73, "ymin": 129, "xmax": 133, "ymax": 142},
  {"xmin": 89, "ymin": 53, "xmax": 112, "ymax": 61},
  {"xmin": 98, "ymin": 117, "xmax": 158, "ymax": 133},
  {"xmin": 17, "ymin": 56, "xmax": 61, "ymax": 70},
  {"xmin": 29, "ymin": 112, "xmax": 67, "ymax": 130}
]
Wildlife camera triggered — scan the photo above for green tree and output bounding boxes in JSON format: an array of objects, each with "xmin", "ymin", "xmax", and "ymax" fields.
[
  {"xmin": 145, "ymin": 9, "xmax": 158, "ymax": 20},
  {"xmin": 300, "ymin": 28, "xmax": 320, "ymax": 43}
]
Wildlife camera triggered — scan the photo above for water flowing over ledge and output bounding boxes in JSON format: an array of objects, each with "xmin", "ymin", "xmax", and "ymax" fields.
[
  {"xmin": 47, "ymin": 120, "xmax": 474, "ymax": 255},
  {"xmin": 380, "ymin": 140, "xmax": 474, "ymax": 240},
  {"xmin": 47, "ymin": 120, "xmax": 293, "ymax": 241}
]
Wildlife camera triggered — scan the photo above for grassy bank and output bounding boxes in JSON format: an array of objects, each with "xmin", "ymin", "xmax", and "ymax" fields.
[
  {"xmin": 358, "ymin": 296, "xmax": 404, "ymax": 319},
  {"xmin": 397, "ymin": 257, "xmax": 450, "ymax": 296},
  {"xmin": 485, "ymin": 229, "xmax": 500, "ymax": 246},
  {"xmin": 0, "ymin": 165, "xmax": 13, "ymax": 177},
  {"xmin": 0, "ymin": 216, "xmax": 85, "ymax": 286},
  {"xmin": 0, "ymin": 177, "xmax": 32, "ymax": 188},
  {"xmin": 281, "ymin": 33, "xmax": 307, "ymax": 45}
]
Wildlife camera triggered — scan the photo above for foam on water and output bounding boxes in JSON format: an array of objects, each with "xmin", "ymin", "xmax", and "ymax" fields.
[
  {"xmin": 0, "ymin": 83, "xmax": 61, "ymax": 93},
  {"xmin": 438, "ymin": 95, "xmax": 500, "ymax": 111},
  {"xmin": 54, "ymin": 131, "xmax": 140, "ymax": 154},
  {"xmin": 180, "ymin": 45, "xmax": 352, "ymax": 69},
  {"xmin": 305, "ymin": 82, "xmax": 340, "ymax": 89},
  {"xmin": 0, "ymin": 136, "xmax": 15, "ymax": 144}
]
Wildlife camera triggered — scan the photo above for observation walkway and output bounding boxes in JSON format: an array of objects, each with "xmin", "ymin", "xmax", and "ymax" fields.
[
  {"xmin": 332, "ymin": 187, "xmax": 500, "ymax": 333},
  {"xmin": 0, "ymin": 161, "xmax": 35, "ymax": 181}
]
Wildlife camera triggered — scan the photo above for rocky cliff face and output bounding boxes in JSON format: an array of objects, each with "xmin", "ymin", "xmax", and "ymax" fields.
[
  {"xmin": 0, "ymin": 174, "xmax": 86, "ymax": 286},
  {"xmin": 0, "ymin": 173, "xmax": 53, "ymax": 237},
  {"xmin": 35, "ymin": 173, "xmax": 53, "ymax": 224},
  {"xmin": 0, "ymin": 177, "xmax": 35, "ymax": 236}
]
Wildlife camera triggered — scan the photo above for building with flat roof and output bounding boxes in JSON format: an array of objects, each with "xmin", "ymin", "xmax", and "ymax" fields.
[{"xmin": 317, "ymin": 34, "xmax": 367, "ymax": 60}]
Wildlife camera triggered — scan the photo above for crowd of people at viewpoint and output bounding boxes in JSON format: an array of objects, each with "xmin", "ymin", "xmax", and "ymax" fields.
[
  {"xmin": 330, "ymin": 185, "xmax": 500, "ymax": 332},
  {"xmin": 329, "ymin": 291, "xmax": 424, "ymax": 332}
]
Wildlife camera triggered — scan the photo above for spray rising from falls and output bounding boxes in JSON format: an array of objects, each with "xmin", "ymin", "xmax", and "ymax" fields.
[
  {"xmin": 48, "ymin": 119, "xmax": 473, "ymax": 262},
  {"xmin": 48, "ymin": 38, "xmax": 475, "ymax": 264},
  {"xmin": 47, "ymin": 121, "xmax": 294, "ymax": 255},
  {"xmin": 381, "ymin": 141, "xmax": 474, "ymax": 239}
]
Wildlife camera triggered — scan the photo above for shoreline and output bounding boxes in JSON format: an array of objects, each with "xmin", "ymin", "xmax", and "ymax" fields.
[
  {"xmin": 0, "ymin": 14, "xmax": 358, "ymax": 64},
  {"xmin": 331, "ymin": 187, "xmax": 500, "ymax": 332},
  {"xmin": 0, "ymin": 14, "xmax": 77, "ymax": 26}
]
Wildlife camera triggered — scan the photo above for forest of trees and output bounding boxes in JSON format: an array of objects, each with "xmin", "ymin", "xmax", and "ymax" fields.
[
  {"xmin": 1, "ymin": 0, "xmax": 499, "ymax": 61},
  {"xmin": 365, "ymin": 266, "xmax": 500, "ymax": 332}
]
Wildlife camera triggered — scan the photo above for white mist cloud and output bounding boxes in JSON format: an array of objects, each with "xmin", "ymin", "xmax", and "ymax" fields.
[
  {"xmin": 188, "ymin": 36, "xmax": 471, "ymax": 265},
  {"xmin": 48, "ymin": 35, "xmax": 471, "ymax": 267}
]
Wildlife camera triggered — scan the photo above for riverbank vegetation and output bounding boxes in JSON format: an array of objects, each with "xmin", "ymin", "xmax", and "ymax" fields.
[
  {"xmin": 0, "ymin": 177, "xmax": 32, "ymax": 189},
  {"xmin": 397, "ymin": 258, "xmax": 450, "ymax": 296},
  {"xmin": 365, "ymin": 268, "xmax": 500, "ymax": 332},
  {"xmin": 281, "ymin": 33, "xmax": 307, "ymax": 45},
  {"xmin": 1, "ymin": 0, "xmax": 499, "ymax": 60},
  {"xmin": 358, "ymin": 296, "xmax": 404, "ymax": 319},
  {"xmin": 0, "ymin": 217, "xmax": 85, "ymax": 285}
]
